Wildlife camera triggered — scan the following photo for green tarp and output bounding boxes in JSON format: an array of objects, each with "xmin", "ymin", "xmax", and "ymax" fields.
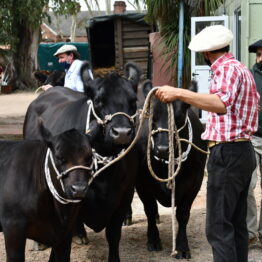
[{"xmin": 37, "ymin": 42, "xmax": 90, "ymax": 71}]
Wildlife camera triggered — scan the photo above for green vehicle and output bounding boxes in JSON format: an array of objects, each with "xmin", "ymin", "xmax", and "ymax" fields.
[{"xmin": 37, "ymin": 42, "xmax": 90, "ymax": 71}]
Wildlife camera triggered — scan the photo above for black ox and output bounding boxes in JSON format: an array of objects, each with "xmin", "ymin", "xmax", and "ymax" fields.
[
  {"xmin": 23, "ymin": 62, "xmax": 141, "ymax": 261},
  {"xmin": 0, "ymin": 127, "xmax": 93, "ymax": 262},
  {"xmin": 133, "ymin": 80, "xmax": 207, "ymax": 259}
]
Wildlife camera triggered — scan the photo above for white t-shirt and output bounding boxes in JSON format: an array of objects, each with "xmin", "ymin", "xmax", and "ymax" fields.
[{"xmin": 64, "ymin": 59, "xmax": 84, "ymax": 92}]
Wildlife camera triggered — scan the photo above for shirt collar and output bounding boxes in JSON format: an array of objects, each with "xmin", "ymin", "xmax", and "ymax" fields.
[
  {"xmin": 67, "ymin": 59, "xmax": 77, "ymax": 72},
  {"xmin": 211, "ymin": 53, "xmax": 235, "ymax": 72}
]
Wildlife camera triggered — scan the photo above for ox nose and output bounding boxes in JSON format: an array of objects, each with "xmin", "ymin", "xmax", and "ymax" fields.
[
  {"xmin": 155, "ymin": 145, "xmax": 169, "ymax": 159},
  {"xmin": 110, "ymin": 127, "xmax": 132, "ymax": 145},
  {"xmin": 70, "ymin": 184, "xmax": 88, "ymax": 198}
]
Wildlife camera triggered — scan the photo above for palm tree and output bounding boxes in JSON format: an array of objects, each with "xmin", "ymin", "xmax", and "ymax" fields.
[{"xmin": 133, "ymin": 0, "xmax": 224, "ymax": 86}]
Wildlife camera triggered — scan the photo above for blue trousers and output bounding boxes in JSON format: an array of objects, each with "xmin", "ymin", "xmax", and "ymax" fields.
[{"xmin": 206, "ymin": 141, "xmax": 256, "ymax": 262}]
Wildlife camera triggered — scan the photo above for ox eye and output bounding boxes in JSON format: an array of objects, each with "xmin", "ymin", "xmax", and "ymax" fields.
[{"xmin": 94, "ymin": 99, "xmax": 103, "ymax": 109}]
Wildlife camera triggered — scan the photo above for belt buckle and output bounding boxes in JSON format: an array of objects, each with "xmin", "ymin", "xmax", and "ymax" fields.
[{"xmin": 208, "ymin": 141, "xmax": 217, "ymax": 148}]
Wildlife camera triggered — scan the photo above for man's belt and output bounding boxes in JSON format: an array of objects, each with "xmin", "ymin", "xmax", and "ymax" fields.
[{"xmin": 208, "ymin": 138, "xmax": 250, "ymax": 148}]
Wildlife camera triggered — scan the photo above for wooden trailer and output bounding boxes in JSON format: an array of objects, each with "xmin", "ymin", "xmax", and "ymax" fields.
[{"xmin": 87, "ymin": 13, "xmax": 152, "ymax": 78}]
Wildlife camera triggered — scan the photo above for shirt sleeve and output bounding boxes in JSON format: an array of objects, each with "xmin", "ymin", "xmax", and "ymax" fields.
[{"xmin": 211, "ymin": 64, "xmax": 240, "ymax": 108}]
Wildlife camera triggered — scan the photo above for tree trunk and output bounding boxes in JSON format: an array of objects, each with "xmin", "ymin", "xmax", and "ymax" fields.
[
  {"xmin": 9, "ymin": 21, "xmax": 41, "ymax": 90},
  {"xmin": 105, "ymin": 0, "xmax": 111, "ymax": 15},
  {"xmin": 70, "ymin": 15, "xmax": 77, "ymax": 42}
]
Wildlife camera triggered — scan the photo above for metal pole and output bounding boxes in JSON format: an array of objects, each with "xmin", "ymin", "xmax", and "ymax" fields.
[{"xmin": 177, "ymin": 0, "xmax": 184, "ymax": 88}]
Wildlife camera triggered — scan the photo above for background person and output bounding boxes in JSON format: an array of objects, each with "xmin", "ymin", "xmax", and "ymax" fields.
[
  {"xmin": 41, "ymin": 44, "xmax": 84, "ymax": 92},
  {"xmin": 155, "ymin": 25, "xmax": 259, "ymax": 262},
  {"xmin": 247, "ymin": 39, "xmax": 262, "ymax": 245}
]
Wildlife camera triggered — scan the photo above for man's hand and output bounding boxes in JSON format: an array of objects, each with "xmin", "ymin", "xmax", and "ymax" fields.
[
  {"xmin": 155, "ymin": 85, "xmax": 181, "ymax": 103},
  {"xmin": 41, "ymin": 84, "xmax": 53, "ymax": 91}
]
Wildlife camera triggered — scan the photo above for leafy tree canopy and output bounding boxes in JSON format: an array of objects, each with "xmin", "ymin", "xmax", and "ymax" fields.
[{"xmin": 0, "ymin": 0, "xmax": 80, "ymax": 52}]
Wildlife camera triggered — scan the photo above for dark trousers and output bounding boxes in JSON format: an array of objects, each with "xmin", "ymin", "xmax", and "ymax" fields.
[{"xmin": 206, "ymin": 141, "xmax": 256, "ymax": 262}]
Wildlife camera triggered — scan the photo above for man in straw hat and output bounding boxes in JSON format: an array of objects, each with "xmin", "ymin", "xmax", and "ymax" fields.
[
  {"xmin": 155, "ymin": 25, "xmax": 259, "ymax": 262},
  {"xmin": 42, "ymin": 44, "xmax": 84, "ymax": 92},
  {"xmin": 246, "ymin": 39, "xmax": 262, "ymax": 246}
]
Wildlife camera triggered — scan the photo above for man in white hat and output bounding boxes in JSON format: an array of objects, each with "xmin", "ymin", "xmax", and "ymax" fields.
[
  {"xmin": 42, "ymin": 44, "xmax": 84, "ymax": 92},
  {"xmin": 155, "ymin": 25, "xmax": 259, "ymax": 262}
]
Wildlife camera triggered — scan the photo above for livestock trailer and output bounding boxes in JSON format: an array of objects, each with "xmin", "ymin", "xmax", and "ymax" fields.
[{"xmin": 86, "ymin": 13, "xmax": 152, "ymax": 78}]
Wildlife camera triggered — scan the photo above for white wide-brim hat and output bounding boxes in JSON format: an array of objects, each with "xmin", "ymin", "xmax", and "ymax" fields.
[
  {"xmin": 54, "ymin": 44, "xmax": 78, "ymax": 56},
  {"xmin": 188, "ymin": 25, "xmax": 233, "ymax": 52}
]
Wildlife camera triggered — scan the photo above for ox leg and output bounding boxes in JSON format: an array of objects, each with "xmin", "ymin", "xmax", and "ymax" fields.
[
  {"xmin": 175, "ymin": 202, "xmax": 191, "ymax": 259},
  {"xmin": 123, "ymin": 188, "xmax": 135, "ymax": 226},
  {"xmin": 106, "ymin": 221, "xmax": 122, "ymax": 262},
  {"xmin": 72, "ymin": 214, "xmax": 89, "ymax": 245},
  {"xmin": 175, "ymin": 170, "xmax": 204, "ymax": 259},
  {"xmin": 123, "ymin": 204, "xmax": 133, "ymax": 226},
  {"xmin": 48, "ymin": 237, "xmax": 72, "ymax": 262},
  {"xmin": 106, "ymin": 194, "xmax": 134, "ymax": 262},
  {"xmin": 4, "ymin": 227, "xmax": 26, "ymax": 262},
  {"xmin": 136, "ymin": 188, "xmax": 162, "ymax": 251}
]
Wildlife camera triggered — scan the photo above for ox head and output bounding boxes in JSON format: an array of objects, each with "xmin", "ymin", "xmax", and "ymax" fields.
[
  {"xmin": 41, "ymin": 125, "xmax": 93, "ymax": 199},
  {"xmin": 81, "ymin": 62, "xmax": 141, "ymax": 155},
  {"xmin": 34, "ymin": 70, "xmax": 65, "ymax": 86},
  {"xmin": 142, "ymin": 80, "xmax": 198, "ymax": 161}
]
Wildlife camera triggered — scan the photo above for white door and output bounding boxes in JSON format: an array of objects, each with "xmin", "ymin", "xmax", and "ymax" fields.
[{"xmin": 191, "ymin": 16, "xmax": 229, "ymax": 123}]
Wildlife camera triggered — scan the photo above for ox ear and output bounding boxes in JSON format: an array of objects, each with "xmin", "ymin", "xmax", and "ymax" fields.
[
  {"xmin": 81, "ymin": 61, "xmax": 93, "ymax": 84},
  {"xmin": 177, "ymin": 81, "xmax": 198, "ymax": 114},
  {"xmin": 81, "ymin": 62, "xmax": 94, "ymax": 97},
  {"xmin": 189, "ymin": 80, "xmax": 198, "ymax": 93},
  {"xmin": 142, "ymin": 80, "xmax": 153, "ymax": 98},
  {"xmin": 124, "ymin": 62, "xmax": 141, "ymax": 91},
  {"xmin": 38, "ymin": 119, "xmax": 53, "ymax": 147},
  {"xmin": 34, "ymin": 71, "xmax": 48, "ymax": 84}
]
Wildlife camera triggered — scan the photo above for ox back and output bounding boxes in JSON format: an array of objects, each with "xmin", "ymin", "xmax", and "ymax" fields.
[
  {"xmin": 23, "ymin": 62, "xmax": 141, "ymax": 261},
  {"xmin": 133, "ymin": 80, "xmax": 207, "ymax": 259},
  {"xmin": 0, "ymin": 129, "xmax": 93, "ymax": 262}
]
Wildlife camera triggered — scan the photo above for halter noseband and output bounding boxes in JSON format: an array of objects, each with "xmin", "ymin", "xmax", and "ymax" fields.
[
  {"xmin": 44, "ymin": 148, "xmax": 94, "ymax": 204},
  {"xmin": 151, "ymin": 112, "xmax": 193, "ymax": 164},
  {"xmin": 86, "ymin": 100, "xmax": 137, "ymax": 132}
]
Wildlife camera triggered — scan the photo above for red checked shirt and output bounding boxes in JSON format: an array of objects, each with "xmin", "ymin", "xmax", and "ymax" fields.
[{"xmin": 202, "ymin": 53, "xmax": 259, "ymax": 141}]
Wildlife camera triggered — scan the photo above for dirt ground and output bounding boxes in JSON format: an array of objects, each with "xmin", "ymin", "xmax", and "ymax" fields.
[{"xmin": 0, "ymin": 91, "xmax": 262, "ymax": 262}]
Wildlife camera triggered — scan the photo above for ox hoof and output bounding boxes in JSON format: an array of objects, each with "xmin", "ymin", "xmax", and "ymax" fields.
[
  {"xmin": 72, "ymin": 235, "xmax": 89, "ymax": 245},
  {"xmin": 123, "ymin": 217, "xmax": 132, "ymax": 226},
  {"xmin": 31, "ymin": 241, "xmax": 49, "ymax": 251},
  {"xmin": 175, "ymin": 250, "xmax": 191, "ymax": 259},
  {"xmin": 147, "ymin": 240, "xmax": 163, "ymax": 251}
]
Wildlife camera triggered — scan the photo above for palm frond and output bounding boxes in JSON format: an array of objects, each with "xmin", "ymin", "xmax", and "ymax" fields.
[{"xmin": 141, "ymin": 0, "xmax": 224, "ymax": 86}]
